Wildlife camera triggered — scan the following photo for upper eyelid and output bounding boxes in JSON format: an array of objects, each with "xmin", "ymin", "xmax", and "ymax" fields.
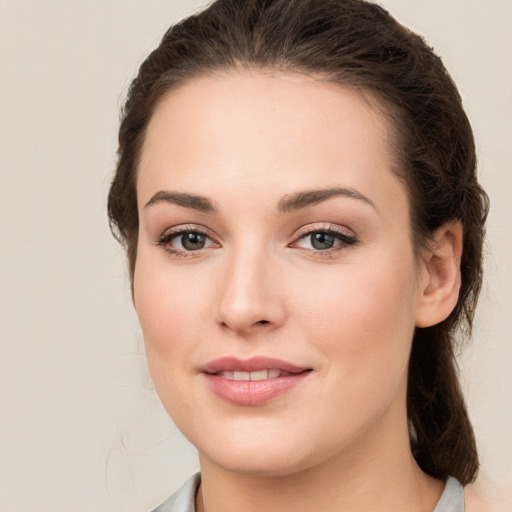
[
  {"xmin": 156, "ymin": 226, "xmax": 219, "ymax": 257},
  {"xmin": 155, "ymin": 223, "xmax": 357, "ymax": 247},
  {"xmin": 159, "ymin": 224, "xmax": 216, "ymax": 239},
  {"xmin": 156, "ymin": 225, "xmax": 221, "ymax": 253},
  {"xmin": 290, "ymin": 224, "xmax": 359, "ymax": 252},
  {"xmin": 293, "ymin": 223, "xmax": 355, "ymax": 239}
]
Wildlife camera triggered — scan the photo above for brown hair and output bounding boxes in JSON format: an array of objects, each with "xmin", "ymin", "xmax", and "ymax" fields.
[{"xmin": 108, "ymin": 0, "xmax": 489, "ymax": 485}]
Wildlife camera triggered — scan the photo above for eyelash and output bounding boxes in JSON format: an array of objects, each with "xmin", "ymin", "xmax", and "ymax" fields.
[
  {"xmin": 291, "ymin": 225, "xmax": 358, "ymax": 255},
  {"xmin": 156, "ymin": 224, "xmax": 218, "ymax": 258},
  {"xmin": 156, "ymin": 224, "xmax": 358, "ymax": 258}
]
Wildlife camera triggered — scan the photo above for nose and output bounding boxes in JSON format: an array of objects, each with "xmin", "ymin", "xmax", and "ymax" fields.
[{"xmin": 214, "ymin": 246, "xmax": 286, "ymax": 335}]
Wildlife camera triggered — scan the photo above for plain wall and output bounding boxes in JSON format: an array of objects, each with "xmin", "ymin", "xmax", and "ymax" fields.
[{"xmin": 0, "ymin": 1, "xmax": 511, "ymax": 510}]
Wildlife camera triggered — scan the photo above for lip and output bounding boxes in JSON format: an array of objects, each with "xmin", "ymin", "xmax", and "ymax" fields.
[
  {"xmin": 201, "ymin": 356, "xmax": 312, "ymax": 406},
  {"xmin": 201, "ymin": 356, "xmax": 310, "ymax": 374}
]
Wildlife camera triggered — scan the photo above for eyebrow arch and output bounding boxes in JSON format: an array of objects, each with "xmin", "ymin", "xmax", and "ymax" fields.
[
  {"xmin": 144, "ymin": 191, "xmax": 217, "ymax": 213},
  {"xmin": 278, "ymin": 187, "xmax": 378, "ymax": 213}
]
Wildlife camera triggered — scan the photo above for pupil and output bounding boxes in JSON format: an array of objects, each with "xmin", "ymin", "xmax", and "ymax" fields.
[
  {"xmin": 311, "ymin": 232, "xmax": 335, "ymax": 250},
  {"xmin": 182, "ymin": 232, "xmax": 205, "ymax": 250}
]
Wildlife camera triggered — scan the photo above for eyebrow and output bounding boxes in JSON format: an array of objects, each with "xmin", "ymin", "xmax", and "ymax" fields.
[
  {"xmin": 144, "ymin": 191, "xmax": 217, "ymax": 213},
  {"xmin": 277, "ymin": 187, "xmax": 378, "ymax": 213},
  {"xmin": 144, "ymin": 186, "xmax": 377, "ymax": 215}
]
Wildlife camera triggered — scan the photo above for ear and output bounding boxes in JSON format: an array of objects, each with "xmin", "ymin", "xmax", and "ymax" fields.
[{"xmin": 415, "ymin": 221, "xmax": 463, "ymax": 328}]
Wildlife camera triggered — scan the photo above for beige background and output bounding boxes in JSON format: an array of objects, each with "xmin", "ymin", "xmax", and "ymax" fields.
[{"xmin": 0, "ymin": 1, "xmax": 510, "ymax": 510}]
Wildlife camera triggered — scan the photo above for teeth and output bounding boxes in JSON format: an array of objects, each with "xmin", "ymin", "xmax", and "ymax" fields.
[
  {"xmin": 217, "ymin": 369, "xmax": 283, "ymax": 381},
  {"xmin": 250, "ymin": 370, "xmax": 270, "ymax": 381}
]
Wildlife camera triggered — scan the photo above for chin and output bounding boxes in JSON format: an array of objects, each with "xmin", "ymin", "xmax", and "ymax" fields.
[
  {"xmin": 193, "ymin": 427, "xmax": 325, "ymax": 478},
  {"xmin": 201, "ymin": 448, "xmax": 314, "ymax": 478}
]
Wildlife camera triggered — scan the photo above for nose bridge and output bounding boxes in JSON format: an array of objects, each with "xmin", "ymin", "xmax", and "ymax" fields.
[{"xmin": 215, "ymin": 239, "xmax": 283, "ymax": 333}]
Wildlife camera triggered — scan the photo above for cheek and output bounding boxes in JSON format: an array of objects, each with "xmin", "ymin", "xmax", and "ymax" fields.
[
  {"xmin": 292, "ymin": 251, "xmax": 418, "ymax": 387},
  {"xmin": 133, "ymin": 250, "xmax": 209, "ymax": 406},
  {"xmin": 285, "ymin": 258, "xmax": 418, "ymax": 448},
  {"xmin": 134, "ymin": 246, "xmax": 208, "ymax": 342}
]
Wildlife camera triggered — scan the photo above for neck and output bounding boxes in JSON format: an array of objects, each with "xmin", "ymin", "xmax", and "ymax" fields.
[{"xmin": 196, "ymin": 412, "xmax": 443, "ymax": 512}]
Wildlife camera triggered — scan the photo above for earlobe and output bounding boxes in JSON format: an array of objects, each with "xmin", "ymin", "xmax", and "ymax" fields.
[{"xmin": 415, "ymin": 221, "xmax": 463, "ymax": 328}]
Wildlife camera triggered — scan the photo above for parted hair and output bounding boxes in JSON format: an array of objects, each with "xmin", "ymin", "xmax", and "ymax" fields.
[{"xmin": 108, "ymin": 0, "xmax": 489, "ymax": 485}]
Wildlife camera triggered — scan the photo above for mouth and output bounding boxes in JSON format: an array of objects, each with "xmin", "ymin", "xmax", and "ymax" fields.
[
  {"xmin": 201, "ymin": 355, "xmax": 311, "ymax": 375},
  {"xmin": 201, "ymin": 356, "xmax": 313, "ymax": 406},
  {"xmin": 214, "ymin": 369, "xmax": 299, "ymax": 381}
]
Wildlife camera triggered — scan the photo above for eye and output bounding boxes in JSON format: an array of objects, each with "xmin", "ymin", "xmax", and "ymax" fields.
[
  {"xmin": 292, "ymin": 227, "xmax": 358, "ymax": 252},
  {"xmin": 307, "ymin": 232, "xmax": 338, "ymax": 250},
  {"xmin": 157, "ymin": 227, "xmax": 218, "ymax": 255},
  {"xmin": 175, "ymin": 231, "xmax": 210, "ymax": 251}
]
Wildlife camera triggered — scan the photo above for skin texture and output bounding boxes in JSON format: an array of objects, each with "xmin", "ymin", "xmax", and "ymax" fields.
[{"xmin": 134, "ymin": 71, "xmax": 462, "ymax": 511}]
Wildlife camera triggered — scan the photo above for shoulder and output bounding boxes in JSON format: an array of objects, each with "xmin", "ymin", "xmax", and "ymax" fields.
[
  {"xmin": 464, "ymin": 477, "xmax": 512, "ymax": 512},
  {"xmin": 151, "ymin": 473, "xmax": 201, "ymax": 512}
]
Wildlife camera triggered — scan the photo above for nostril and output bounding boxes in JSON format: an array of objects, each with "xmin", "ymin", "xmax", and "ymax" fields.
[{"xmin": 258, "ymin": 320, "xmax": 269, "ymax": 325}]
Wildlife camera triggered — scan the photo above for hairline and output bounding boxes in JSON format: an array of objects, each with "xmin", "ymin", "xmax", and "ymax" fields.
[{"xmin": 130, "ymin": 64, "xmax": 428, "ymax": 277}]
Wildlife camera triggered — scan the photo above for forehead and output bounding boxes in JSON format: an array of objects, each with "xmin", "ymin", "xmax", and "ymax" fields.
[{"xmin": 137, "ymin": 70, "xmax": 405, "ymax": 216}]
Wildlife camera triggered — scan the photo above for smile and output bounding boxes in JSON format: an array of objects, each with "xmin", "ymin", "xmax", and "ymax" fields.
[
  {"xmin": 201, "ymin": 356, "xmax": 312, "ymax": 406},
  {"xmin": 216, "ymin": 369, "xmax": 293, "ymax": 380}
]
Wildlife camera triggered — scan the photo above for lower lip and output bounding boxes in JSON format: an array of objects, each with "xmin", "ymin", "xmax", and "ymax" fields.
[{"xmin": 203, "ymin": 372, "xmax": 311, "ymax": 406}]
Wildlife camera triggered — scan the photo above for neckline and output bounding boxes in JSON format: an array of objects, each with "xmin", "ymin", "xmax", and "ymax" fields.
[
  {"xmin": 153, "ymin": 473, "xmax": 465, "ymax": 512},
  {"xmin": 433, "ymin": 477, "xmax": 465, "ymax": 512}
]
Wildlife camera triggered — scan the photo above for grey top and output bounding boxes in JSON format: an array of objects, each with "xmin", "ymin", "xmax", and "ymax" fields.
[{"xmin": 152, "ymin": 472, "xmax": 465, "ymax": 512}]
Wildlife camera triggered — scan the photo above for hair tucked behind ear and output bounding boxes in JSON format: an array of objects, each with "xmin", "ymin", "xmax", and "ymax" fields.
[{"xmin": 108, "ymin": 0, "xmax": 488, "ymax": 484}]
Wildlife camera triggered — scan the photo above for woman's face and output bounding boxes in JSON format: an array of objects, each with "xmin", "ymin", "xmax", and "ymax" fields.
[{"xmin": 134, "ymin": 71, "xmax": 427, "ymax": 476}]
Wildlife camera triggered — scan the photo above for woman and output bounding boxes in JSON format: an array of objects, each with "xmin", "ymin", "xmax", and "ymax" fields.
[{"xmin": 108, "ymin": 0, "xmax": 489, "ymax": 510}]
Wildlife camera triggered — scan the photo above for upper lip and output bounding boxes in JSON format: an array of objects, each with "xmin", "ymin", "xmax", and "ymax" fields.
[{"xmin": 201, "ymin": 356, "xmax": 311, "ymax": 374}]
